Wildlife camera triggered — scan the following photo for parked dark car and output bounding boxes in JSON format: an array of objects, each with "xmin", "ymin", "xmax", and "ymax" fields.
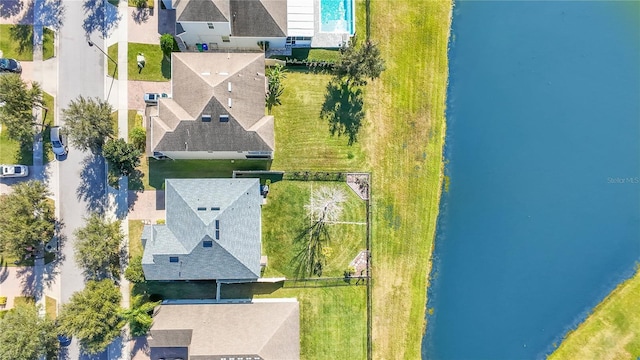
[{"xmin": 0, "ymin": 58, "xmax": 22, "ymax": 74}]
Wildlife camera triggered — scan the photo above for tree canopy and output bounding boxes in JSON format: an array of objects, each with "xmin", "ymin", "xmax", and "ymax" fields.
[
  {"xmin": 0, "ymin": 180, "xmax": 56, "ymax": 260},
  {"xmin": 124, "ymin": 254, "xmax": 145, "ymax": 284},
  {"xmin": 0, "ymin": 303, "xmax": 58, "ymax": 360},
  {"xmin": 74, "ymin": 213, "xmax": 124, "ymax": 280},
  {"xmin": 335, "ymin": 38, "xmax": 385, "ymax": 86},
  {"xmin": 160, "ymin": 33, "xmax": 174, "ymax": 59},
  {"xmin": 103, "ymin": 138, "xmax": 142, "ymax": 178},
  {"xmin": 0, "ymin": 73, "xmax": 43, "ymax": 147},
  {"xmin": 57, "ymin": 280, "xmax": 123, "ymax": 354},
  {"xmin": 61, "ymin": 96, "xmax": 115, "ymax": 152},
  {"xmin": 119, "ymin": 294, "xmax": 160, "ymax": 336}
]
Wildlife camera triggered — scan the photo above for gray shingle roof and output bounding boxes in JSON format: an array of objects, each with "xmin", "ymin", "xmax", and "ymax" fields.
[
  {"xmin": 176, "ymin": 0, "xmax": 230, "ymax": 22},
  {"xmin": 230, "ymin": 0, "xmax": 287, "ymax": 37},
  {"xmin": 142, "ymin": 178, "xmax": 262, "ymax": 281},
  {"xmin": 152, "ymin": 52, "xmax": 274, "ymax": 154},
  {"xmin": 149, "ymin": 300, "xmax": 300, "ymax": 360}
]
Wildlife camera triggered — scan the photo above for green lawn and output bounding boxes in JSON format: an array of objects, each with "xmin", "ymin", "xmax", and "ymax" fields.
[
  {"xmin": 261, "ymin": 180, "xmax": 367, "ymax": 278},
  {"xmin": 108, "ymin": 43, "xmax": 118, "ymax": 78},
  {"xmin": 128, "ymin": 0, "xmax": 154, "ymax": 8},
  {"xmin": 129, "ymin": 43, "xmax": 170, "ymax": 82},
  {"xmin": 270, "ymin": 70, "xmax": 366, "ymax": 171},
  {"xmin": 133, "ymin": 158, "xmax": 271, "ymax": 190},
  {"xmin": 127, "ymin": 109, "xmax": 142, "ymax": 138},
  {"xmin": 0, "ymin": 127, "xmax": 24, "ymax": 165},
  {"xmin": 108, "ymin": 43, "xmax": 170, "ymax": 81},
  {"xmin": 45, "ymin": 296, "xmax": 57, "ymax": 320},
  {"xmin": 0, "ymin": 25, "xmax": 55, "ymax": 61},
  {"xmin": 364, "ymin": 0, "xmax": 451, "ymax": 358},
  {"xmin": 549, "ymin": 268, "xmax": 640, "ymax": 359}
]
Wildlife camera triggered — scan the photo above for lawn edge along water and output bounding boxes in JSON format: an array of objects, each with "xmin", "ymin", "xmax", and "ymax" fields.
[{"xmin": 365, "ymin": 0, "xmax": 453, "ymax": 358}]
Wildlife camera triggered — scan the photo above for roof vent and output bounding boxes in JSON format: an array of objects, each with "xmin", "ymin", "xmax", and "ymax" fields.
[
  {"xmin": 228, "ymin": 82, "xmax": 232, "ymax": 92},
  {"xmin": 219, "ymin": 115, "xmax": 229, "ymax": 122},
  {"xmin": 197, "ymin": 207, "xmax": 206, "ymax": 211},
  {"xmin": 201, "ymin": 72, "xmax": 210, "ymax": 76},
  {"xmin": 219, "ymin": 72, "xmax": 229, "ymax": 76},
  {"xmin": 202, "ymin": 114, "xmax": 211, "ymax": 122},
  {"xmin": 228, "ymin": 98, "xmax": 232, "ymax": 108},
  {"xmin": 211, "ymin": 207, "xmax": 221, "ymax": 211}
]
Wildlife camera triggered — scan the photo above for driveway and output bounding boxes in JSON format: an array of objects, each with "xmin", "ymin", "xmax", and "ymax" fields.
[
  {"xmin": 128, "ymin": 80, "xmax": 171, "ymax": 110},
  {"xmin": 0, "ymin": 266, "xmax": 29, "ymax": 310},
  {"xmin": 128, "ymin": 190, "xmax": 165, "ymax": 222}
]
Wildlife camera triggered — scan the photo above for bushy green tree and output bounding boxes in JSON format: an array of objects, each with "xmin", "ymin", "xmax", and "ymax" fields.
[
  {"xmin": 335, "ymin": 38, "xmax": 385, "ymax": 86},
  {"xmin": 265, "ymin": 64, "xmax": 287, "ymax": 114},
  {"xmin": 129, "ymin": 126, "xmax": 146, "ymax": 152},
  {"xmin": 119, "ymin": 294, "xmax": 159, "ymax": 336},
  {"xmin": 124, "ymin": 255, "xmax": 145, "ymax": 283},
  {"xmin": 57, "ymin": 280, "xmax": 123, "ymax": 354},
  {"xmin": 160, "ymin": 33, "xmax": 174, "ymax": 59},
  {"xmin": 103, "ymin": 138, "xmax": 142, "ymax": 178},
  {"xmin": 0, "ymin": 303, "xmax": 58, "ymax": 360},
  {"xmin": 62, "ymin": 96, "xmax": 115, "ymax": 152},
  {"xmin": 0, "ymin": 74, "xmax": 43, "ymax": 147},
  {"xmin": 0, "ymin": 180, "xmax": 56, "ymax": 260},
  {"xmin": 74, "ymin": 213, "xmax": 124, "ymax": 280}
]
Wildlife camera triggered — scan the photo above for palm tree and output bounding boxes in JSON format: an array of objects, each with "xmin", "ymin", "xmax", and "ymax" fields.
[{"xmin": 119, "ymin": 295, "xmax": 160, "ymax": 336}]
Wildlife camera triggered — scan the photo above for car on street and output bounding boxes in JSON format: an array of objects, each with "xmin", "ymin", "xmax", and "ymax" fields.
[
  {"xmin": 144, "ymin": 92, "xmax": 169, "ymax": 105},
  {"xmin": 0, "ymin": 164, "xmax": 28, "ymax": 178},
  {"xmin": 57, "ymin": 334, "xmax": 72, "ymax": 347},
  {"xmin": 0, "ymin": 58, "xmax": 22, "ymax": 73},
  {"xmin": 50, "ymin": 126, "xmax": 68, "ymax": 157}
]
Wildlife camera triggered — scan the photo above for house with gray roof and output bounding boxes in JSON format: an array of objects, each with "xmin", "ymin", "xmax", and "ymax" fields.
[
  {"xmin": 165, "ymin": 0, "xmax": 317, "ymax": 51},
  {"xmin": 150, "ymin": 52, "xmax": 274, "ymax": 160},
  {"xmin": 141, "ymin": 178, "xmax": 263, "ymax": 281},
  {"xmin": 148, "ymin": 299, "xmax": 300, "ymax": 360}
]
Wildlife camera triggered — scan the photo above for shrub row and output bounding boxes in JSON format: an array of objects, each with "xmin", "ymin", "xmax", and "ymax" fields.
[
  {"xmin": 284, "ymin": 58, "xmax": 336, "ymax": 71},
  {"xmin": 284, "ymin": 171, "xmax": 346, "ymax": 182}
]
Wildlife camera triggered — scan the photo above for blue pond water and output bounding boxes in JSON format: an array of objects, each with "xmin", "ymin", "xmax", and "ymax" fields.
[
  {"xmin": 423, "ymin": 1, "xmax": 640, "ymax": 359},
  {"xmin": 320, "ymin": 0, "xmax": 354, "ymax": 34}
]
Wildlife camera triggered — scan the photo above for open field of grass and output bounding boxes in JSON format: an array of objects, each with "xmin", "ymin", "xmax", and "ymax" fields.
[
  {"xmin": 363, "ymin": 0, "xmax": 452, "ymax": 358},
  {"xmin": 549, "ymin": 268, "xmax": 640, "ymax": 360},
  {"xmin": 270, "ymin": 70, "xmax": 366, "ymax": 171},
  {"xmin": 261, "ymin": 180, "xmax": 367, "ymax": 278},
  {"xmin": 0, "ymin": 25, "xmax": 54, "ymax": 61}
]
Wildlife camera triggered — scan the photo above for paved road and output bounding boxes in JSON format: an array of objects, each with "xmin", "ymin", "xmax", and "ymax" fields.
[{"xmin": 55, "ymin": 0, "xmax": 108, "ymax": 358}]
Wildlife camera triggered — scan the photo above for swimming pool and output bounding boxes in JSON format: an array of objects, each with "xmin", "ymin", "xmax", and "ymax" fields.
[{"xmin": 320, "ymin": 0, "xmax": 355, "ymax": 34}]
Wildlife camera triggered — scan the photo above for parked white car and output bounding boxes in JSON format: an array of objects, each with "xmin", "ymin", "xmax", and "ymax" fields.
[
  {"xmin": 144, "ymin": 92, "xmax": 169, "ymax": 104},
  {"xmin": 50, "ymin": 126, "xmax": 68, "ymax": 157},
  {"xmin": 0, "ymin": 164, "xmax": 29, "ymax": 178}
]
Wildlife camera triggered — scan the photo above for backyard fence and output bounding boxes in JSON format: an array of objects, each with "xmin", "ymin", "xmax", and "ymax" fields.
[{"xmin": 283, "ymin": 276, "xmax": 368, "ymax": 288}]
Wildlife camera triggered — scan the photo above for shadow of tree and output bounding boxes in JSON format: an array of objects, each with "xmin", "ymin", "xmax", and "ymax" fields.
[
  {"xmin": 320, "ymin": 79, "xmax": 365, "ymax": 146},
  {"xmin": 160, "ymin": 57, "xmax": 171, "ymax": 79},
  {"xmin": 16, "ymin": 223, "xmax": 66, "ymax": 299},
  {"xmin": 76, "ymin": 153, "xmax": 108, "ymax": 214},
  {"xmin": 131, "ymin": 6, "xmax": 149, "ymax": 24},
  {"xmin": 291, "ymin": 218, "xmax": 331, "ymax": 279},
  {"xmin": 82, "ymin": 0, "xmax": 121, "ymax": 38},
  {"xmin": 8, "ymin": 24, "xmax": 33, "ymax": 56},
  {"xmin": 0, "ymin": 0, "xmax": 24, "ymax": 19},
  {"xmin": 17, "ymin": 0, "xmax": 66, "ymax": 30}
]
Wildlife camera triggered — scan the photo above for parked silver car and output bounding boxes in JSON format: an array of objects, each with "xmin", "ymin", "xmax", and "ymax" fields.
[
  {"xmin": 50, "ymin": 126, "xmax": 68, "ymax": 156},
  {"xmin": 0, "ymin": 164, "xmax": 28, "ymax": 178}
]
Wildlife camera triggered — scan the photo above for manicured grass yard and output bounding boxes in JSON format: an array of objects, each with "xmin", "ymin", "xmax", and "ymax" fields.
[
  {"xmin": 261, "ymin": 180, "xmax": 367, "ymax": 278},
  {"xmin": 0, "ymin": 25, "xmax": 54, "ymax": 60},
  {"xmin": 549, "ymin": 268, "xmax": 640, "ymax": 359},
  {"xmin": 363, "ymin": 1, "xmax": 451, "ymax": 358},
  {"xmin": 270, "ymin": 70, "xmax": 366, "ymax": 171},
  {"xmin": 0, "ymin": 126, "xmax": 23, "ymax": 165},
  {"xmin": 108, "ymin": 43, "xmax": 170, "ymax": 81}
]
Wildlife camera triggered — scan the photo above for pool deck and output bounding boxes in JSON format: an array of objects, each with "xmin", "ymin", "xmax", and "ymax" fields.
[{"xmin": 311, "ymin": 0, "xmax": 353, "ymax": 48}]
